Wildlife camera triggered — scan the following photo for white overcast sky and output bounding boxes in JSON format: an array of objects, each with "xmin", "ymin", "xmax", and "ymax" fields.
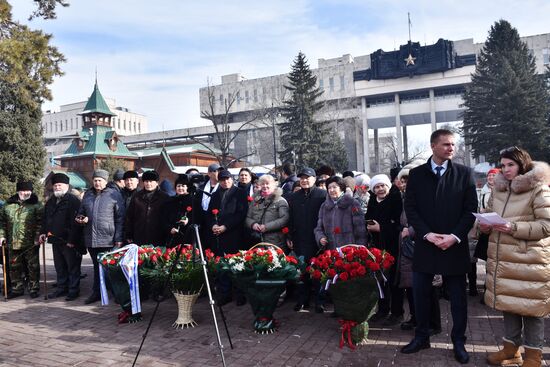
[{"xmin": 10, "ymin": 0, "xmax": 550, "ymax": 133}]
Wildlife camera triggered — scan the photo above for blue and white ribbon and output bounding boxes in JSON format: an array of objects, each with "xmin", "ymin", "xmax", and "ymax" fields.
[
  {"xmin": 120, "ymin": 244, "xmax": 141, "ymax": 314},
  {"xmin": 98, "ymin": 244, "xmax": 141, "ymax": 313}
]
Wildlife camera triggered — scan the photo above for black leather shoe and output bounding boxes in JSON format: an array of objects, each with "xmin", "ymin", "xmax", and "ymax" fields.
[
  {"xmin": 453, "ymin": 343, "xmax": 469, "ymax": 364},
  {"xmin": 65, "ymin": 293, "xmax": 79, "ymax": 301},
  {"xmin": 400, "ymin": 338, "xmax": 430, "ymax": 354},
  {"xmin": 49, "ymin": 289, "xmax": 68, "ymax": 298},
  {"xmin": 216, "ymin": 295, "xmax": 232, "ymax": 307},
  {"xmin": 315, "ymin": 305, "xmax": 325, "ymax": 314},
  {"xmin": 84, "ymin": 293, "xmax": 100, "ymax": 304},
  {"xmin": 369, "ymin": 311, "xmax": 389, "ymax": 323},
  {"xmin": 236, "ymin": 297, "xmax": 246, "ymax": 306},
  {"xmin": 7, "ymin": 292, "xmax": 23, "ymax": 299}
]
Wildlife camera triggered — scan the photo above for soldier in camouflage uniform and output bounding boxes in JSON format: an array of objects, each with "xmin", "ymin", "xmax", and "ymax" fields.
[{"xmin": 0, "ymin": 181, "xmax": 43, "ymax": 298}]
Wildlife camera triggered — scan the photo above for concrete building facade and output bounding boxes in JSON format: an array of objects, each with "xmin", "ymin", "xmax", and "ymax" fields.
[{"xmin": 199, "ymin": 33, "xmax": 550, "ymax": 173}]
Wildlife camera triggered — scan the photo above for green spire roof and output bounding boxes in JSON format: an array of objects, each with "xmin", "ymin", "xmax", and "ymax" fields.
[{"xmin": 81, "ymin": 81, "xmax": 116, "ymax": 116}]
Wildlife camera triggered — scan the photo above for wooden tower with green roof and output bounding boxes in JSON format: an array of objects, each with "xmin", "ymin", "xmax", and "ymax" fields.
[{"xmin": 56, "ymin": 81, "xmax": 137, "ymax": 183}]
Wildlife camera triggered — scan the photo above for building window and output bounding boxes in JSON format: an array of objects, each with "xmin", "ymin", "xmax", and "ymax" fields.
[
  {"xmin": 236, "ymin": 92, "xmax": 240, "ymax": 105},
  {"xmin": 138, "ymin": 122, "xmax": 141, "ymax": 133},
  {"xmin": 329, "ymin": 77, "xmax": 334, "ymax": 92},
  {"xmin": 219, "ymin": 94, "xmax": 223, "ymax": 106},
  {"xmin": 118, "ymin": 118, "xmax": 121, "ymax": 129},
  {"xmin": 543, "ymin": 48, "xmax": 549, "ymax": 65},
  {"xmin": 245, "ymin": 90, "xmax": 249, "ymax": 104},
  {"xmin": 124, "ymin": 120, "xmax": 126, "ymax": 130},
  {"xmin": 340, "ymin": 75, "xmax": 345, "ymax": 91},
  {"xmin": 133, "ymin": 121, "xmax": 136, "ymax": 132},
  {"xmin": 253, "ymin": 89, "xmax": 258, "ymax": 103},
  {"xmin": 49, "ymin": 122, "xmax": 52, "ymax": 133},
  {"xmin": 319, "ymin": 79, "xmax": 324, "ymax": 91}
]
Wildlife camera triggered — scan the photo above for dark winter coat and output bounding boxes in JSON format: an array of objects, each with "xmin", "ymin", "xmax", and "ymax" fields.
[
  {"xmin": 40, "ymin": 192, "xmax": 81, "ymax": 245},
  {"xmin": 125, "ymin": 187, "xmax": 170, "ymax": 246},
  {"xmin": 77, "ymin": 187, "xmax": 125, "ymax": 248},
  {"xmin": 206, "ymin": 185, "xmax": 248, "ymax": 255},
  {"xmin": 121, "ymin": 187, "xmax": 139, "ymax": 209},
  {"xmin": 0, "ymin": 194, "xmax": 43, "ymax": 250},
  {"xmin": 314, "ymin": 194, "xmax": 367, "ymax": 248},
  {"xmin": 245, "ymin": 188, "xmax": 289, "ymax": 248},
  {"xmin": 163, "ymin": 193, "xmax": 194, "ymax": 247},
  {"xmin": 365, "ymin": 192, "xmax": 402, "ymax": 257},
  {"xmin": 404, "ymin": 158, "xmax": 478, "ymax": 275},
  {"xmin": 288, "ymin": 187, "xmax": 326, "ymax": 261},
  {"xmin": 281, "ymin": 174, "xmax": 299, "ymax": 196}
]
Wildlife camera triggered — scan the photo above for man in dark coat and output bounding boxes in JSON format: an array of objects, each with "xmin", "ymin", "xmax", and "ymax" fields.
[
  {"xmin": 125, "ymin": 170, "xmax": 169, "ymax": 246},
  {"xmin": 206, "ymin": 169, "xmax": 248, "ymax": 305},
  {"xmin": 401, "ymin": 129, "xmax": 477, "ymax": 364},
  {"xmin": 287, "ymin": 167, "xmax": 326, "ymax": 312},
  {"xmin": 280, "ymin": 162, "xmax": 298, "ymax": 199},
  {"xmin": 121, "ymin": 170, "xmax": 140, "ymax": 208},
  {"xmin": 39, "ymin": 173, "xmax": 82, "ymax": 301}
]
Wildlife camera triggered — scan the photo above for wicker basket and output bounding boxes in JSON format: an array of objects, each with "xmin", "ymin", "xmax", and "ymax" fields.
[{"xmin": 172, "ymin": 288, "xmax": 202, "ymax": 329}]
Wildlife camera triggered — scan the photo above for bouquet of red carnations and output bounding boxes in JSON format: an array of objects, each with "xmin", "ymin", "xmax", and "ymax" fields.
[
  {"xmin": 307, "ymin": 245, "xmax": 395, "ymax": 349},
  {"xmin": 216, "ymin": 244, "xmax": 301, "ymax": 333}
]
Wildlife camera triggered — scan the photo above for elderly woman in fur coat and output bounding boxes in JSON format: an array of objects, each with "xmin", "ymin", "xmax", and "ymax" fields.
[
  {"xmin": 480, "ymin": 147, "xmax": 550, "ymax": 367},
  {"xmin": 245, "ymin": 174, "xmax": 289, "ymax": 249},
  {"xmin": 314, "ymin": 176, "xmax": 366, "ymax": 248}
]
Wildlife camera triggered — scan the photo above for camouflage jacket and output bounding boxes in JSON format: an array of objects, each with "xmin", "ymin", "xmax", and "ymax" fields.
[{"xmin": 0, "ymin": 194, "xmax": 43, "ymax": 250}]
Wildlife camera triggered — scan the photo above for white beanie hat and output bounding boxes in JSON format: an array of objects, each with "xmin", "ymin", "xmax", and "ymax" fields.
[{"xmin": 370, "ymin": 174, "xmax": 391, "ymax": 189}]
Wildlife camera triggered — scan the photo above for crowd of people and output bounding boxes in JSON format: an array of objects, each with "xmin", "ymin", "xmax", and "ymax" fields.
[{"xmin": 0, "ymin": 128, "xmax": 549, "ymax": 366}]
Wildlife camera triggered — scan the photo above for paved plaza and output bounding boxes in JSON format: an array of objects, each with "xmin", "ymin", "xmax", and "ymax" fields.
[{"xmin": 0, "ymin": 248, "xmax": 548, "ymax": 367}]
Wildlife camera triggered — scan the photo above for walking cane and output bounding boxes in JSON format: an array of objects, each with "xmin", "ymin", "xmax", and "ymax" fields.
[
  {"xmin": 1, "ymin": 240, "xmax": 8, "ymax": 301},
  {"xmin": 42, "ymin": 237, "xmax": 48, "ymax": 300}
]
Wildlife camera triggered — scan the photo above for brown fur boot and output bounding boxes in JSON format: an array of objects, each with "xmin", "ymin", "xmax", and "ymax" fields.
[
  {"xmin": 487, "ymin": 340, "xmax": 523, "ymax": 366},
  {"xmin": 522, "ymin": 347, "xmax": 542, "ymax": 367}
]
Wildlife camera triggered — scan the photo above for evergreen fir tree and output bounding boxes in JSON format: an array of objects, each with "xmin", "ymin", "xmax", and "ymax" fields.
[
  {"xmin": 279, "ymin": 52, "xmax": 348, "ymax": 171},
  {"xmin": 462, "ymin": 19, "xmax": 550, "ymax": 163},
  {"xmin": 0, "ymin": 2, "xmax": 64, "ymax": 199}
]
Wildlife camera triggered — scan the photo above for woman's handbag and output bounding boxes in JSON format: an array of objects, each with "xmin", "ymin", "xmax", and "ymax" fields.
[
  {"xmin": 401, "ymin": 237, "xmax": 415, "ymax": 259},
  {"xmin": 248, "ymin": 200, "xmax": 272, "ymax": 243},
  {"xmin": 474, "ymin": 233, "xmax": 489, "ymax": 261}
]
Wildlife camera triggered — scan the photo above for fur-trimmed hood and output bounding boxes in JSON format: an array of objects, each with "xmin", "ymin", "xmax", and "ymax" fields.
[
  {"xmin": 7, "ymin": 193, "xmax": 39, "ymax": 205},
  {"xmin": 494, "ymin": 161, "xmax": 550, "ymax": 194}
]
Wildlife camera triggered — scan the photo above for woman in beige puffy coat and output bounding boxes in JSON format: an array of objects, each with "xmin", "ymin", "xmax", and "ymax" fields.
[
  {"xmin": 245, "ymin": 175, "xmax": 289, "ymax": 248},
  {"xmin": 480, "ymin": 147, "xmax": 550, "ymax": 367}
]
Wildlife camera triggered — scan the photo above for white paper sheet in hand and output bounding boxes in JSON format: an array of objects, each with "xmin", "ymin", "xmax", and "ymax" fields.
[{"xmin": 473, "ymin": 212, "xmax": 507, "ymax": 225}]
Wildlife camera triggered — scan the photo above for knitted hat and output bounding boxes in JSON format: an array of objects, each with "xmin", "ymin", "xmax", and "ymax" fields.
[
  {"xmin": 354, "ymin": 174, "xmax": 370, "ymax": 188},
  {"xmin": 16, "ymin": 181, "xmax": 33, "ymax": 192},
  {"xmin": 370, "ymin": 174, "xmax": 391, "ymax": 189},
  {"xmin": 142, "ymin": 170, "xmax": 160, "ymax": 182},
  {"xmin": 487, "ymin": 168, "xmax": 500, "ymax": 175},
  {"xmin": 92, "ymin": 169, "xmax": 109, "ymax": 182},
  {"xmin": 123, "ymin": 170, "xmax": 139, "ymax": 180},
  {"xmin": 51, "ymin": 173, "xmax": 70, "ymax": 185}
]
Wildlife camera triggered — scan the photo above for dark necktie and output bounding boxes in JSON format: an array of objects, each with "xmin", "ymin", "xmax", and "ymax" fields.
[{"xmin": 435, "ymin": 166, "xmax": 443, "ymax": 178}]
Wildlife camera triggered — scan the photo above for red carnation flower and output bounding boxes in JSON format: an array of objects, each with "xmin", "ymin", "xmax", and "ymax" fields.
[
  {"xmin": 340, "ymin": 272, "xmax": 349, "ymax": 281},
  {"xmin": 212, "ymin": 209, "xmax": 219, "ymax": 215},
  {"xmin": 312, "ymin": 270, "xmax": 322, "ymax": 280},
  {"xmin": 327, "ymin": 268, "xmax": 336, "ymax": 278},
  {"xmin": 333, "ymin": 227, "xmax": 341, "ymax": 234},
  {"xmin": 281, "ymin": 227, "xmax": 289, "ymax": 234},
  {"xmin": 247, "ymin": 196, "xmax": 253, "ymax": 202},
  {"xmin": 186, "ymin": 206, "xmax": 192, "ymax": 212},
  {"xmin": 109, "ymin": 259, "xmax": 116, "ymax": 265}
]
